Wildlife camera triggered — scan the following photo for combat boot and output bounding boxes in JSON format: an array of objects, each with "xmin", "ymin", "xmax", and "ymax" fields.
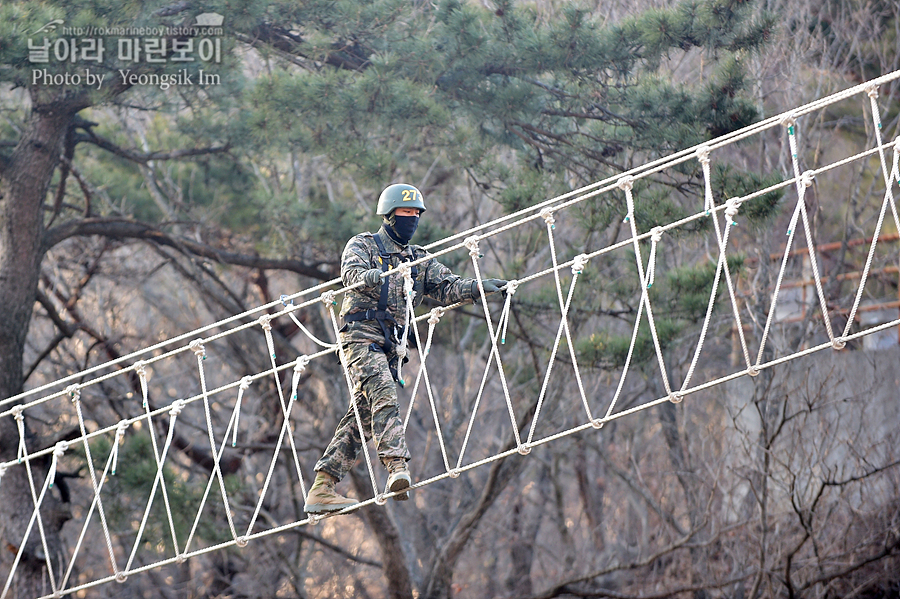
[
  {"xmin": 304, "ymin": 471, "xmax": 358, "ymax": 514},
  {"xmin": 385, "ymin": 458, "xmax": 411, "ymax": 501}
]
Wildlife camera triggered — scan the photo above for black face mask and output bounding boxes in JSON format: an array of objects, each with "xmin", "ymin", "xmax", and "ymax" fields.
[{"xmin": 386, "ymin": 215, "xmax": 419, "ymax": 245}]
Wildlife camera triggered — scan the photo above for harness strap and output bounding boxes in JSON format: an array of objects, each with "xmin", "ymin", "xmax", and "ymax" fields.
[{"xmin": 343, "ymin": 233, "xmax": 420, "ymax": 361}]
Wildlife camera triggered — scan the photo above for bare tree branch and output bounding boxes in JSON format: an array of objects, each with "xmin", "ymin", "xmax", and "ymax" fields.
[{"xmin": 42, "ymin": 217, "xmax": 336, "ymax": 280}]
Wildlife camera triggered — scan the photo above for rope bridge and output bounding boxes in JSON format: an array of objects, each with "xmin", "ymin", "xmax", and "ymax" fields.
[{"xmin": 2, "ymin": 70, "xmax": 899, "ymax": 599}]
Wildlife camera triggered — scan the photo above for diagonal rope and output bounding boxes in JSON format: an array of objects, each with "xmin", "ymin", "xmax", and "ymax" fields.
[
  {"xmin": 526, "ymin": 207, "xmax": 593, "ymax": 443},
  {"xmin": 188, "ymin": 340, "xmax": 239, "ymax": 547},
  {"xmin": 465, "ymin": 236, "xmax": 526, "ymax": 454},
  {"xmin": 404, "ymin": 308, "xmax": 453, "ymax": 474},
  {"xmin": 620, "ymin": 177, "xmax": 678, "ymax": 403},
  {"xmin": 841, "ymin": 86, "xmax": 900, "ymax": 337},
  {"xmin": 133, "ymin": 361, "xmax": 181, "ymax": 559}
]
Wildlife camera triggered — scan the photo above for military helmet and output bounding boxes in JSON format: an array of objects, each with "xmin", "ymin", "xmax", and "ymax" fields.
[{"xmin": 376, "ymin": 183, "xmax": 426, "ymax": 216}]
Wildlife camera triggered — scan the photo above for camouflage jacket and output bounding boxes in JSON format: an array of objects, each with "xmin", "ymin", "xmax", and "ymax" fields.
[{"xmin": 339, "ymin": 225, "xmax": 477, "ymax": 346}]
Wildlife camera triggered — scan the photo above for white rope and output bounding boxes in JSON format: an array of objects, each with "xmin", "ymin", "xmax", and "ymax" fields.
[
  {"xmin": 280, "ymin": 295, "xmax": 339, "ymax": 349},
  {"xmin": 233, "ymin": 376, "xmax": 252, "ymax": 448},
  {"xmin": 6, "ymin": 71, "xmax": 900, "ymax": 419},
  {"xmin": 258, "ymin": 318, "xmax": 308, "ymax": 492},
  {"xmin": 69, "ymin": 386, "xmax": 121, "ymax": 579},
  {"xmin": 498, "ymin": 279, "xmax": 520, "ymax": 344},
  {"xmin": 322, "ymin": 291, "xmax": 383, "ymax": 503},
  {"xmin": 1, "ymin": 427, "xmax": 57, "ymax": 599},
  {"xmin": 123, "ymin": 399, "xmax": 184, "ymax": 578},
  {"xmin": 465, "ymin": 236, "xmax": 527, "ymax": 455},
  {"xmin": 620, "ymin": 177, "xmax": 678, "ymax": 402},
  {"xmin": 59, "ymin": 422, "xmax": 121, "ymax": 592},
  {"xmin": 245, "ymin": 355, "xmax": 311, "ymax": 539},
  {"xmin": 526, "ymin": 208, "xmax": 594, "ymax": 443},
  {"xmin": 190, "ymin": 340, "xmax": 240, "ymax": 547},
  {"xmin": 841, "ymin": 87, "xmax": 900, "ymax": 337},
  {"xmin": 133, "ymin": 362, "xmax": 181, "ymax": 559},
  {"xmin": 404, "ymin": 308, "xmax": 453, "ymax": 474},
  {"xmin": 684, "ymin": 147, "xmax": 755, "ymax": 388},
  {"xmin": 395, "ymin": 263, "xmax": 417, "ymax": 386}
]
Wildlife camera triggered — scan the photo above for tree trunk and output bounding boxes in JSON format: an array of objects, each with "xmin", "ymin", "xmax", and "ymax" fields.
[{"xmin": 0, "ymin": 96, "xmax": 77, "ymax": 598}]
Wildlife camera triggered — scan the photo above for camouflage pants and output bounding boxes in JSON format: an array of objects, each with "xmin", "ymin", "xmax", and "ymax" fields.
[{"xmin": 314, "ymin": 342, "xmax": 410, "ymax": 481}]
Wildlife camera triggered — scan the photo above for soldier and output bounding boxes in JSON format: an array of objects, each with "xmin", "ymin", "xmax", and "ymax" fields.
[{"xmin": 304, "ymin": 183, "xmax": 507, "ymax": 514}]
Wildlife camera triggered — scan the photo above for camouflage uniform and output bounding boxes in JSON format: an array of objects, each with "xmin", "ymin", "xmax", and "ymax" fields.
[{"xmin": 314, "ymin": 225, "xmax": 478, "ymax": 480}]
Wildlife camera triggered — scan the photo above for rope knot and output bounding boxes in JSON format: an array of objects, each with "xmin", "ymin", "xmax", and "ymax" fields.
[
  {"xmin": 427, "ymin": 307, "xmax": 445, "ymax": 325},
  {"xmin": 668, "ymin": 393, "xmax": 684, "ymax": 404},
  {"xmin": 320, "ymin": 291, "xmax": 337, "ymax": 307},
  {"xmin": 464, "ymin": 236, "xmax": 481, "ymax": 258},
  {"xmin": 540, "ymin": 207, "xmax": 556, "ymax": 228},
  {"xmin": 866, "ymin": 84, "xmax": 879, "ymax": 99},
  {"xmin": 236, "ymin": 536, "xmax": 249, "ymax": 548},
  {"xmin": 258, "ymin": 314, "xmax": 273, "ymax": 331},
  {"xmin": 696, "ymin": 145, "xmax": 711, "ymax": 165},
  {"xmin": 12, "ymin": 405, "xmax": 24, "ymax": 422},
  {"xmin": 571, "ymin": 254, "xmax": 589, "ymax": 275},
  {"xmin": 780, "ymin": 113, "xmax": 796, "ymax": 129},
  {"xmin": 53, "ymin": 441, "xmax": 69, "ymax": 459},
  {"xmin": 396, "ymin": 345, "xmax": 408, "ymax": 361},
  {"xmin": 724, "ymin": 199, "xmax": 740, "ymax": 225},
  {"xmin": 832, "ymin": 337, "xmax": 846, "ymax": 350},
  {"xmin": 133, "ymin": 360, "xmax": 147, "ymax": 377},
  {"xmin": 66, "ymin": 384, "xmax": 81, "ymax": 403},
  {"xmin": 747, "ymin": 366, "xmax": 760, "ymax": 377},
  {"xmin": 650, "ymin": 227, "xmax": 663, "ymax": 244},
  {"xmin": 505, "ymin": 279, "xmax": 520, "ymax": 295},
  {"xmin": 800, "ymin": 170, "xmax": 815, "ymax": 188},
  {"xmin": 169, "ymin": 399, "xmax": 186, "ymax": 417},
  {"xmin": 294, "ymin": 356, "xmax": 310, "ymax": 373},
  {"xmin": 189, "ymin": 339, "xmax": 206, "ymax": 359},
  {"xmin": 617, "ymin": 175, "xmax": 634, "ymax": 191},
  {"xmin": 116, "ymin": 420, "xmax": 130, "ymax": 437},
  {"xmin": 239, "ymin": 375, "xmax": 252, "ymax": 391}
]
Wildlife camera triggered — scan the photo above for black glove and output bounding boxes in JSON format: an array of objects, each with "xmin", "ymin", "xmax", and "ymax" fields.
[
  {"xmin": 363, "ymin": 268, "xmax": 383, "ymax": 288},
  {"xmin": 473, "ymin": 278, "xmax": 508, "ymax": 297}
]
